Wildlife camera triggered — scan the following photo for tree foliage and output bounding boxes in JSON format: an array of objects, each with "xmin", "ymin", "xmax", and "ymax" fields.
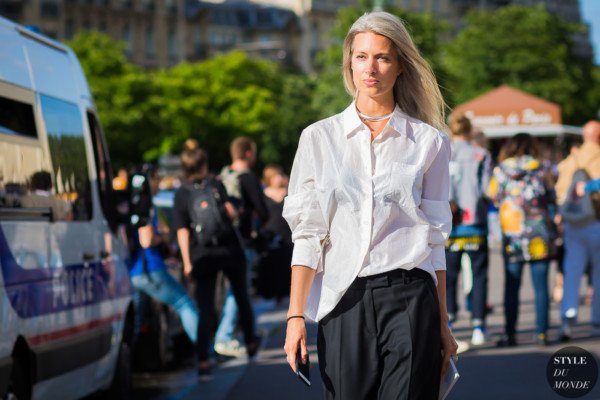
[
  {"xmin": 68, "ymin": 32, "xmax": 159, "ymax": 167},
  {"xmin": 68, "ymin": 33, "xmax": 317, "ymax": 170},
  {"xmin": 443, "ymin": 4, "xmax": 596, "ymax": 124}
]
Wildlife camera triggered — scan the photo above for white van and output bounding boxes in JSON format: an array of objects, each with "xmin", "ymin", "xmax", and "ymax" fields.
[{"xmin": 0, "ymin": 16, "xmax": 134, "ymax": 399}]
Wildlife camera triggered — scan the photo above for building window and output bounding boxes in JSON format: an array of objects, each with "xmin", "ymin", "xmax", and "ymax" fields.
[
  {"xmin": 165, "ymin": 0, "xmax": 176, "ymax": 14},
  {"xmin": 0, "ymin": 2, "xmax": 24, "ymax": 20},
  {"xmin": 168, "ymin": 27, "xmax": 177, "ymax": 60},
  {"xmin": 40, "ymin": 0, "xmax": 60, "ymax": 18},
  {"xmin": 193, "ymin": 24, "xmax": 202, "ymax": 54},
  {"xmin": 209, "ymin": 31, "xmax": 219, "ymax": 47},
  {"xmin": 123, "ymin": 24, "xmax": 132, "ymax": 55},
  {"xmin": 64, "ymin": 19, "xmax": 74, "ymax": 39},
  {"xmin": 145, "ymin": 25, "xmax": 155, "ymax": 59},
  {"xmin": 142, "ymin": 0, "xmax": 154, "ymax": 11}
]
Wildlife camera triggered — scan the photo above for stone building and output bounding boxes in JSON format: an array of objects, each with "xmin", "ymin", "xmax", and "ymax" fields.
[
  {"xmin": 0, "ymin": 0, "xmax": 593, "ymax": 72},
  {"xmin": 0, "ymin": 0, "xmax": 300, "ymax": 69}
]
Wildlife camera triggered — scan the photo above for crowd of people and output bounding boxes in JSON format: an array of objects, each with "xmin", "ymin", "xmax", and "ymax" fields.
[
  {"xmin": 119, "ymin": 136, "xmax": 293, "ymax": 380},
  {"xmin": 447, "ymin": 118, "xmax": 600, "ymax": 352},
  {"xmin": 111, "ymin": 12, "xmax": 600, "ymax": 395}
]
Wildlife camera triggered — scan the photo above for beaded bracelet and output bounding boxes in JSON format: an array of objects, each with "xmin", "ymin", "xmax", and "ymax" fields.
[{"xmin": 287, "ymin": 315, "xmax": 305, "ymax": 322}]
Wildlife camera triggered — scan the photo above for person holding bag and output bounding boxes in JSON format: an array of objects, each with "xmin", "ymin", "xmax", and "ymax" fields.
[{"xmin": 282, "ymin": 11, "xmax": 457, "ymax": 400}]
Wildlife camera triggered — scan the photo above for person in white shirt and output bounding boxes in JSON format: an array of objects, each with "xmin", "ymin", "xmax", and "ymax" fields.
[{"xmin": 282, "ymin": 11, "xmax": 457, "ymax": 400}]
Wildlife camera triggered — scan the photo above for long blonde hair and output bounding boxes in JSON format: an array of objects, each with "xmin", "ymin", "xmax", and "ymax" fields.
[{"xmin": 342, "ymin": 11, "xmax": 446, "ymax": 131}]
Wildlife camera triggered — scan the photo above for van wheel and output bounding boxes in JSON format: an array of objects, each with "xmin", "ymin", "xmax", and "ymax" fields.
[
  {"xmin": 134, "ymin": 301, "xmax": 170, "ymax": 371},
  {"xmin": 107, "ymin": 341, "xmax": 132, "ymax": 400},
  {"xmin": 5, "ymin": 356, "xmax": 30, "ymax": 400}
]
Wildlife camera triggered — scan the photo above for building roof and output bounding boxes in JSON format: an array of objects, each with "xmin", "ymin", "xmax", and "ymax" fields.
[{"xmin": 452, "ymin": 85, "xmax": 581, "ymax": 137}]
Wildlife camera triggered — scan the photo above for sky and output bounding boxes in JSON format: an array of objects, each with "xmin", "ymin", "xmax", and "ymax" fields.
[{"xmin": 580, "ymin": 0, "xmax": 600, "ymax": 65}]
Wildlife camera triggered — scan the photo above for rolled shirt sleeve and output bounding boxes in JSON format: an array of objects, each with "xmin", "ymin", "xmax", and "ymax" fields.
[
  {"xmin": 282, "ymin": 131, "xmax": 329, "ymax": 271},
  {"xmin": 420, "ymin": 133, "xmax": 452, "ymax": 271}
]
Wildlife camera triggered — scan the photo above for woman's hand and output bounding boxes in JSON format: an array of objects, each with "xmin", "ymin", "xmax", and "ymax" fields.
[
  {"xmin": 284, "ymin": 318, "xmax": 308, "ymax": 373},
  {"xmin": 440, "ymin": 323, "xmax": 458, "ymax": 376}
]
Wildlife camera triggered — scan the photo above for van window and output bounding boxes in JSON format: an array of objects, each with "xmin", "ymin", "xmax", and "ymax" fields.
[
  {"xmin": 40, "ymin": 94, "xmax": 92, "ymax": 220},
  {"xmin": 0, "ymin": 94, "xmax": 51, "ymax": 220},
  {"xmin": 88, "ymin": 111, "xmax": 118, "ymax": 231},
  {"xmin": 0, "ymin": 95, "xmax": 37, "ymax": 138}
]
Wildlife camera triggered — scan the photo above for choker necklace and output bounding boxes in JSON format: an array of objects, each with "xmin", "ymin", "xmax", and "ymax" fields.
[{"xmin": 357, "ymin": 108, "xmax": 394, "ymax": 122}]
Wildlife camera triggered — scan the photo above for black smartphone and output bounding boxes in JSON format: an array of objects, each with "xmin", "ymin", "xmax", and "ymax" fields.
[{"xmin": 295, "ymin": 348, "xmax": 311, "ymax": 387}]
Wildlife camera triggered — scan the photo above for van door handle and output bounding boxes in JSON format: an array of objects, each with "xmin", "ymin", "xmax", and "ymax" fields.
[{"xmin": 82, "ymin": 252, "xmax": 96, "ymax": 262}]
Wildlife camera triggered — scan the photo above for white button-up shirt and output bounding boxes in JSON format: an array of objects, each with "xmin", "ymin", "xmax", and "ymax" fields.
[{"xmin": 283, "ymin": 102, "xmax": 452, "ymax": 322}]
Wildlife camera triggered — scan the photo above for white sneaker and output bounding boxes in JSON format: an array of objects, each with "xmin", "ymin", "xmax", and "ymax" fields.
[
  {"xmin": 214, "ymin": 339, "xmax": 246, "ymax": 358},
  {"xmin": 471, "ymin": 328, "xmax": 486, "ymax": 346}
]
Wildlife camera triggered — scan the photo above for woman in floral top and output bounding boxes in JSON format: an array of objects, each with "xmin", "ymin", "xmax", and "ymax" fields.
[{"xmin": 488, "ymin": 133, "xmax": 557, "ymax": 347}]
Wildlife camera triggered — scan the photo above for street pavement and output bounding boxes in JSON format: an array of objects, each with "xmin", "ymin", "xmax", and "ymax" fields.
[{"xmin": 133, "ymin": 246, "xmax": 600, "ymax": 400}]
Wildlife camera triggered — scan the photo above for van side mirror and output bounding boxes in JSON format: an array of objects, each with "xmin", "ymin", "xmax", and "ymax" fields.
[{"xmin": 129, "ymin": 172, "xmax": 152, "ymax": 227}]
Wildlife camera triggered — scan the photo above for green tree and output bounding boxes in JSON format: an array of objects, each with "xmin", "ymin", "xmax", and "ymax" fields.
[
  {"xmin": 268, "ymin": 74, "xmax": 318, "ymax": 170},
  {"xmin": 312, "ymin": 0, "xmax": 450, "ymax": 119},
  {"xmin": 152, "ymin": 52, "xmax": 282, "ymax": 168},
  {"xmin": 68, "ymin": 32, "xmax": 159, "ymax": 168},
  {"xmin": 69, "ymin": 34, "xmax": 316, "ymax": 170},
  {"xmin": 444, "ymin": 4, "xmax": 596, "ymax": 124}
]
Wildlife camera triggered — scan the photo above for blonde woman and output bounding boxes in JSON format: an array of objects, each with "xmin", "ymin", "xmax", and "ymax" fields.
[{"xmin": 282, "ymin": 11, "xmax": 456, "ymax": 399}]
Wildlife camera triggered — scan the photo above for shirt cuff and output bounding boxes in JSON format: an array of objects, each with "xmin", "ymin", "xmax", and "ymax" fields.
[
  {"xmin": 290, "ymin": 237, "xmax": 320, "ymax": 270},
  {"xmin": 430, "ymin": 245, "xmax": 446, "ymax": 271}
]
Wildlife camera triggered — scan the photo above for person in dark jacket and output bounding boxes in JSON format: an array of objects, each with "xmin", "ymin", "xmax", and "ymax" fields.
[{"xmin": 174, "ymin": 140, "xmax": 260, "ymax": 380}]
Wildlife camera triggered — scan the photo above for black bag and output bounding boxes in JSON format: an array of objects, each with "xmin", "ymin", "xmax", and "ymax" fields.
[
  {"xmin": 188, "ymin": 178, "xmax": 236, "ymax": 247},
  {"xmin": 560, "ymin": 169, "xmax": 599, "ymax": 226}
]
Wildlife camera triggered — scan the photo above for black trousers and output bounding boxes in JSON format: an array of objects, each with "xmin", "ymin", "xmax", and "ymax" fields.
[
  {"xmin": 445, "ymin": 244, "xmax": 489, "ymax": 323},
  {"xmin": 193, "ymin": 247, "xmax": 255, "ymax": 361},
  {"xmin": 318, "ymin": 268, "xmax": 441, "ymax": 400}
]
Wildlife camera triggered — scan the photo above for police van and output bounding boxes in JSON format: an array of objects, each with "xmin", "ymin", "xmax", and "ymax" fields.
[{"xmin": 0, "ymin": 16, "xmax": 134, "ymax": 399}]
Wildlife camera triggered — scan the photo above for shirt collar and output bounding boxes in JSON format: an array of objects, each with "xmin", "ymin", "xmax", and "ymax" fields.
[
  {"xmin": 342, "ymin": 101, "xmax": 363, "ymax": 137},
  {"xmin": 342, "ymin": 101, "xmax": 407, "ymax": 138}
]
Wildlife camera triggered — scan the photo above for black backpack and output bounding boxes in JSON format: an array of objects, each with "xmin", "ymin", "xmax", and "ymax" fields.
[
  {"xmin": 560, "ymin": 168, "xmax": 600, "ymax": 226},
  {"xmin": 187, "ymin": 178, "xmax": 237, "ymax": 247}
]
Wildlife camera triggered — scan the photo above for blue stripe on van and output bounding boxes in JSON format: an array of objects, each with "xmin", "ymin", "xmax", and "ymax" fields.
[{"xmin": 0, "ymin": 226, "xmax": 131, "ymax": 318}]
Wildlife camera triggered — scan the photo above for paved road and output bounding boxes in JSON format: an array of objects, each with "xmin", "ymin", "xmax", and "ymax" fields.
[{"xmin": 133, "ymin": 247, "xmax": 600, "ymax": 400}]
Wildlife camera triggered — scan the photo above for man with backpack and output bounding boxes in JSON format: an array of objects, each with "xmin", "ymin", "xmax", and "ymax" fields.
[
  {"xmin": 174, "ymin": 140, "xmax": 260, "ymax": 380},
  {"xmin": 214, "ymin": 137, "xmax": 269, "ymax": 357},
  {"xmin": 555, "ymin": 120, "xmax": 600, "ymax": 340}
]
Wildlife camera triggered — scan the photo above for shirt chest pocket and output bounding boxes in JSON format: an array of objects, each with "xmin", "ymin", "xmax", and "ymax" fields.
[{"xmin": 386, "ymin": 162, "xmax": 422, "ymax": 207}]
